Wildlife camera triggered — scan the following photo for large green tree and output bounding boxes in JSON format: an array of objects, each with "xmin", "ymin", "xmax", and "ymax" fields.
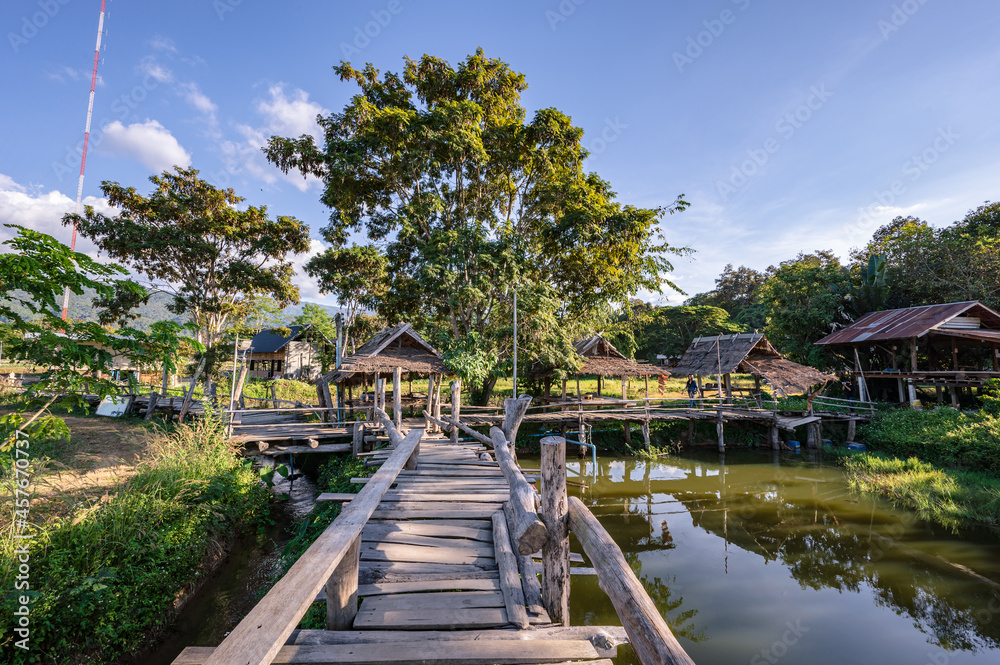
[
  {"xmin": 687, "ymin": 263, "xmax": 767, "ymax": 329},
  {"xmin": 265, "ymin": 50, "xmax": 688, "ymax": 401},
  {"xmin": 304, "ymin": 244, "xmax": 387, "ymax": 354},
  {"xmin": 63, "ymin": 167, "xmax": 311, "ymax": 382},
  {"xmin": 759, "ymin": 251, "xmax": 851, "ymax": 368},
  {"xmin": 629, "ymin": 303, "xmax": 745, "ymax": 362}
]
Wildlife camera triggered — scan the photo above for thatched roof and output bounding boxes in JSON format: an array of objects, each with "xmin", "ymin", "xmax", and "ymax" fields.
[
  {"xmin": 325, "ymin": 323, "xmax": 450, "ymax": 384},
  {"xmin": 530, "ymin": 334, "xmax": 668, "ymax": 379},
  {"xmin": 672, "ymin": 333, "xmax": 834, "ymax": 396}
]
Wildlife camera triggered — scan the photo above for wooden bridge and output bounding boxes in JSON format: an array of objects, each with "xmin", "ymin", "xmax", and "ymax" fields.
[{"xmin": 171, "ymin": 398, "xmax": 694, "ymax": 665}]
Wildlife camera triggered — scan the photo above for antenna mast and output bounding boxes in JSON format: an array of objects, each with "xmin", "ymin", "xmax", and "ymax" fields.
[{"xmin": 62, "ymin": 0, "xmax": 107, "ymax": 321}]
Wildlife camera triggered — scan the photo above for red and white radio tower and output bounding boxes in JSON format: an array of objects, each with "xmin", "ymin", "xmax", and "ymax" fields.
[{"xmin": 61, "ymin": 0, "xmax": 107, "ymax": 321}]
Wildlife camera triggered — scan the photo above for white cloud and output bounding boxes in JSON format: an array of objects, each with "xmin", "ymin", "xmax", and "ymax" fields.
[
  {"xmin": 138, "ymin": 56, "xmax": 174, "ymax": 84},
  {"xmin": 147, "ymin": 36, "xmax": 178, "ymax": 53},
  {"xmin": 0, "ymin": 175, "xmax": 112, "ymax": 255},
  {"xmin": 100, "ymin": 120, "xmax": 192, "ymax": 173},
  {"xmin": 256, "ymin": 84, "xmax": 327, "ymax": 143},
  {"xmin": 289, "ymin": 238, "xmax": 329, "ymax": 302},
  {"xmin": 178, "ymin": 81, "xmax": 218, "ymax": 120}
]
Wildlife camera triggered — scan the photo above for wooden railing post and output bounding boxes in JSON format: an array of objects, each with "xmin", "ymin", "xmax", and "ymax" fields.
[
  {"xmin": 568, "ymin": 497, "xmax": 696, "ymax": 665},
  {"xmin": 325, "ymin": 534, "xmax": 360, "ymax": 630},
  {"xmin": 540, "ymin": 435, "xmax": 570, "ymax": 625},
  {"xmin": 351, "ymin": 421, "xmax": 364, "ymax": 457},
  {"xmin": 450, "ymin": 379, "xmax": 461, "ymax": 444},
  {"xmin": 404, "ymin": 438, "xmax": 420, "ymax": 470},
  {"xmin": 392, "ymin": 367, "xmax": 402, "ymax": 431}
]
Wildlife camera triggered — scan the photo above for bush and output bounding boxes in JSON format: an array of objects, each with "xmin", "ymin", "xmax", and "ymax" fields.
[
  {"xmin": 0, "ymin": 410, "xmax": 269, "ymax": 663},
  {"xmin": 857, "ymin": 407, "xmax": 1000, "ymax": 474}
]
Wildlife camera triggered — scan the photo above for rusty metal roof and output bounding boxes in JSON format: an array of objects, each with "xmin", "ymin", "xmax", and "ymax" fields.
[{"xmin": 815, "ymin": 301, "xmax": 1000, "ymax": 345}]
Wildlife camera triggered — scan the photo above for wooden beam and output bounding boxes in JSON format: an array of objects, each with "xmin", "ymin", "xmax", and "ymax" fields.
[
  {"xmin": 568, "ymin": 496, "xmax": 696, "ymax": 665},
  {"xmin": 426, "ymin": 412, "xmax": 491, "ymax": 447},
  {"xmin": 503, "ymin": 502, "xmax": 545, "ymax": 618},
  {"xmin": 492, "ymin": 511, "xmax": 530, "ymax": 629},
  {"xmin": 540, "ymin": 435, "xmax": 570, "ymax": 625},
  {"xmin": 501, "ymin": 395, "xmax": 532, "ymax": 445},
  {"xmin": 489, "ymin": 427, "xmax": 548, "ymax": 555},
  {"xmin": 200, "ymin": 428, "xmax": 423, "ymax": 665}
]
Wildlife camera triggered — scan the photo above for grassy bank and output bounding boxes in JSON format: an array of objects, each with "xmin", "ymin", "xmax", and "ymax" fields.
[
  {"xmin": 0, "ymin": 410, "xmax": 269, "ymax": 664},
  {"xmin": 842, "ymin": 453, "xmax": 1000, "ymax": 534},
  {"xmin": 845, "ymin": 407, "xmax": 1000, "ymax": 534}
]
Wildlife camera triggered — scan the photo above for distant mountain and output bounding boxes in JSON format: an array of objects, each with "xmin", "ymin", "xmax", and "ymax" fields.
[{"xmin": 2, "ymin": 288, "xmax": 341, "ymax": 332}]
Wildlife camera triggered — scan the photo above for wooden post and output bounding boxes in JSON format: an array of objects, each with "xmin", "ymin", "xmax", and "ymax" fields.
[
  {"xmin": 806, "ymin": 422, "xmax": 819, "ymax": 448},
  {"xmin": 847, "ymin": 418, "xmax": 856, "ymax": 442},
  {"xmin": 425, "ymin": 374, "xmax": 435, "ymax": 432},
  {"xmin": 392, "ymin": 367, "xmax": 402, "ymax": 432},
  {"xmin": 908, "ymin": 379, "xmax": 920, "ymax": 410},
  {"xmin": 352, "ymin": 422, "xmax": 364, "ymax": 456},
  {"xmin": 716, "ymin": 408, "xmax": 725, "ymax": 452},
  {"xmin": 936, "ymin": 385, "xmax": 943, "ymax": 404},
  {"xmin": 489, "ymin": 428, "xmax": 548, "ymax": 554},
  {"xmin": 433, "ymin": 373, "xmax": 442, "ymax": 429},
  {"xmin": 687, "ymin": 419, "xmax": 695, "ymax": 446},
  {"xmin": 404, "ymin": 438, "xmax": 420, "ymax": 471},
  {"xmin": 178, "ymin": 355, "xmax": 207, "ymax": 422},
  {"xmin": 621, "ymin": 375, "xmax": 627, "ymax": 400},
  {"xmin": 623, "ymin": 420, "xmax": 632, "ymax": 446},
  {"xmin": 325, "ymin": 534, "xmax": 361, "ymax": 630},
  {"xmin": 270, "ymin": 384, "xmax": 279, "ymax": 409},
  {"xmin": 952, "ymin": 344, "xmax": 959, "ymax": 371},
  {"xmin": 144, "ymin": 393, "xmax": 160, "ymax": 421},
  {"xmin": 993, "ymin": 346, "xmax": 999, "ymax": 372},
  {"xmin": 911, "ymin": 338, "xmax": 919, "ymax": 371},
  {"xmin": 641, "ymin": 420, "xmax": 650, "ymax": 451},
  {"xmin": 597, "ymin": 374, "xmax": 602, "ymax": 397},
  {"xmin": 161, "ymin": 363, "xmax": 170, "ymax": 395},
  {"xmin": 502, "ymin": 395, "xmax": 532, "ymax": 445},
  {"xmin": 492, "ymin": 511, "xmax": 530, "ymax": 629},
  {"xmin": 450, "ymin": 379, "xmax": 461, "ymax": 444},
  {"xmin": 561, "ymin": 378, "xmax": 568, "ymax": 409},
  {"xmin": 567, "ymin": 497, "xmax": 697, "ymax": 665},
  {"xmin": 644, "ymin": 375, "xmax": 649, "ymax": 400},
  {"xmin": 769, "ymin": 423, "xmax": 780, "ymax": 450},
  {"xmin": 951, "ymin": 386, "xmax": 960, "ymax": 408},
  {"xmin": 540, "ymin": 435, "xmax": 570, "ymax": 625},
  {"xmin": 897, "ymin": 378, "xmax": 906, "ymax": 404}
]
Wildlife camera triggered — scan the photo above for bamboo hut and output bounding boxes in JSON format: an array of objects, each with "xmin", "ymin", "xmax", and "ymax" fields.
[
  {"xmin": 671, "ymin": 332, "xmax": 834, "ymax": 399},
  {"xmin": 529, "ymin": 334, "xmax": 669, "ymax": 401},
  {"xmin": 321, "ymin": 323, "xmax": 452, "ymax": 430}
]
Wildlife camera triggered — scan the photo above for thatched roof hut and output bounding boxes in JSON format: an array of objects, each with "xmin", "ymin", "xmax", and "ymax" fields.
[
  {"xmin": 530, "ymin": 334, "xmax": 668, "ymax": 380},
  {"xmin": 671, "ymin": 333, "xmax": 834, "ymax": 397},
  {"xmin": 324, "ymin": 322, "xmax": 449, "ymax": 386}
]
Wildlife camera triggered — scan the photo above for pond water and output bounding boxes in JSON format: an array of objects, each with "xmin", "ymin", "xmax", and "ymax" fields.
[{"xmin": 519, "ymin": 450, "xmax": 1000, "ymax": 665}]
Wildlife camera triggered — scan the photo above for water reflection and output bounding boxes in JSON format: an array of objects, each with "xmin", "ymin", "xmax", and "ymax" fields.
[{"xmin": 542, "ymin": 451, "xmax": 1000, "ymax": 665}]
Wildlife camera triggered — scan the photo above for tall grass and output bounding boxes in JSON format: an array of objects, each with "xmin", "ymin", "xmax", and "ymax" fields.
[
  {"xmin": 842, "ymin": 453, "xmax": 1000, "ymax": 534},
  {"xmin": 0, "ymin": 409, "xmax": 269, "ymax": 663}
]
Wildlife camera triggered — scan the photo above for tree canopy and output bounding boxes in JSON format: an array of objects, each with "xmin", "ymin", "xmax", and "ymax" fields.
[
  {"xmin": 63, "ymin": 167, "xmax": 311, "ymax": 381},
  {"xmin": 265, "ymin": 49, "xmax": 688, "ymax": 401}
]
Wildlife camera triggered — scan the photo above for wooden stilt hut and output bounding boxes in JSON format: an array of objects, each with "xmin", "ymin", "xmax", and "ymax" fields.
[
  {"xmin": 670, "ymin": 332, "xmax": 834, "ymax": 401},
  {"xmin": 321, "ymin": 323, "xmax": 452, "ymax": 432}
]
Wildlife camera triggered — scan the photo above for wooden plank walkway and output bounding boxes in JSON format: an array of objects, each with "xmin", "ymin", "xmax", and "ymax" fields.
[{"xmin": 174, "ymin": 429, "xmax": 632, "ymax": 665}]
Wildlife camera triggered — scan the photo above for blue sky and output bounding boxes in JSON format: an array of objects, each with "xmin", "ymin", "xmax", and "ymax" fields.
[{"xmin": 2, "ymin": 0, "xmax": 998, "ymax": 308}]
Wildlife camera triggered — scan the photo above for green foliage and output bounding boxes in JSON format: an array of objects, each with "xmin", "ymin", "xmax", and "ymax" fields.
[
  {"xmin": 63, "ymin": 166, "xmax": 312, "ymax": 375},
  {"xmin": 686, "ymin": 263, "xmax": 767, "ymax": 330},
  {"xmin": 265, "ymin": 49, "xmax": 689, "ymax": 402},
  {"xmin": 628, "ymin": 303, "xmax": 745, "ymax": 362},
  {"xmin": 0, "ymin": 409, "xmax": 269, "ymax": 662},
  {"xmin": 980, "ymin": 379, "xmax": 1000, "ymax": 416},
  {"xmin": 842, "ymin": 452, "xmax": 1000, "ymax": 534},
  {"xmin": 758, "ymin": 251, "xmax": 851, "ymax": 368},
  {"xmin": 292, "ymin": 303, "xmax": 338, "ymax": 372},
  {"xmin": 304, "ymin": 245, "xmax": 386, "ymax": 354},
  {"xmin": 856, "ymin": 407, "xmax": 1000, "ymax": 474}
]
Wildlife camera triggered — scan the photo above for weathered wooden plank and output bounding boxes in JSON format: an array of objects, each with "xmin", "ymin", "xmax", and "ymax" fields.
[
  {"xmin": 175, "ymin": 640, "xmax": 601, "ymax": 665},
  {"xmin": 492, "ymin": 510, "xmax": 530, "ymax": 629},
  {"xmin": 362, "ymin": 532, "xmax": 496, "ymax": 555},
  {"xmin": 359, "ymin": 568, "xmax": 499, "ymax": 584},
  {"xmin": 358, "ymin": 562, "xmax": 496, "ymax": 577},
  {"xmin": 356, "ymin": 579, "xmax": 500, "ymax": 597},
  {"xmin": 360, "ymin": 590, "xmax": 504, "ymax": 611},
  {"xmin": 362, "ymin": 522, "xmax": 492, "ymax": 543},
  {"xmin": 568, "ymin": 496, "xmax": 696, "ymax": 665},
  {"xmin": 353, "ymin": 607, "xmax": 510, "ymax": 630},
  {"xmin": 503, "ymin": 502, "xmax": 546, "ymax": 620},
  {"xmin": 287, "ymin": 626, "xmax": 627, "ymax": 659},
  {"xmin": 397, "ymin": 469, "xmax": 504, "ymax": 478},
  {"xmin": 381, "ymin": 492, "xmax": 510, "ymax": 503},
  {"xmin": 370, "ymin": 505, "xmax": 502, "ymax": 520},
  {"xmin": 540, "ymin": 436, "xmax": 570, "ymax": 625},
  {"xmin": 360, "ymin": 543, "xmax": 494, "ymax": 567},
  {"xmin": 248, "ymin": 444, "xmax": 351, "ymax": 457},
  {"xmin": 199, "ymin": 429, "xmax": 423, "ymax": 665},
  {"xmin": 368, "ymin": 518, "xmax": 491, "ymax": 529}
]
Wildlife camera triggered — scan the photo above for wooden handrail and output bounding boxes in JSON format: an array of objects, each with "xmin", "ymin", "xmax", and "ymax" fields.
[
  {"xmin": 199, "ymin": 427, "xmax": 423, "ymax": 665},
  {"xmin": 567, "ymin": 496, "xmax": 695, "ymax": 665},
  {"xmin": 488, "ymin": 427, "xmax": 547, "ymax": 555}
]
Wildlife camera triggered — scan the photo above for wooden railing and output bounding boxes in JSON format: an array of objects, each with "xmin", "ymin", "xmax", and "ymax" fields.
[{"xmin": 194, "ymin": 426, "xmax": 422, "ymax": 665}]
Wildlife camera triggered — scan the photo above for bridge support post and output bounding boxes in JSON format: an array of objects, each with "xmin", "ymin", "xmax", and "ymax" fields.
[
  {"xmin": 393, "ymin": 367, "xmax": 402, "ymax": 431},
  {"xmin": 716, "ymin": 408, "xmax": 725, "ymax": 453},
  {"xmin": 325, "ymin": 534, "xmax": 360, "ymax": 630},
  {"xmin": 769, "ymin": 423, "xmax": 780, "ymax": 450},
  {"xmin": 404, "ymin": 438, "xmax": 420, "ymax": 470},
  {"xmin": 352, "ymin": 421, "xmax": 364, "ymax": 456},
  {"xmin": 540, "ymin": 435, "xmax": 570, "ymax": 625},
  {"xmin": 451, "ymin": 379, "xmax": 461, "ymax": 444},
  {"xmin": 806, "ymin": 422, "xmax": 819, "ymax": 449}
]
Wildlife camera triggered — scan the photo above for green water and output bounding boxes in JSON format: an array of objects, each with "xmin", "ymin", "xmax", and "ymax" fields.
[{"xmin": 523, "ymin": 450, "xmax": 1000, "ymax": 665}]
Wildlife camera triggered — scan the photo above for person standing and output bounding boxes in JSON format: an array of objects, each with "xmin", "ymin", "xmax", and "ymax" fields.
[{"xmin": 685, "ymin": 374, "xmax": 699, "ymax": 408}]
